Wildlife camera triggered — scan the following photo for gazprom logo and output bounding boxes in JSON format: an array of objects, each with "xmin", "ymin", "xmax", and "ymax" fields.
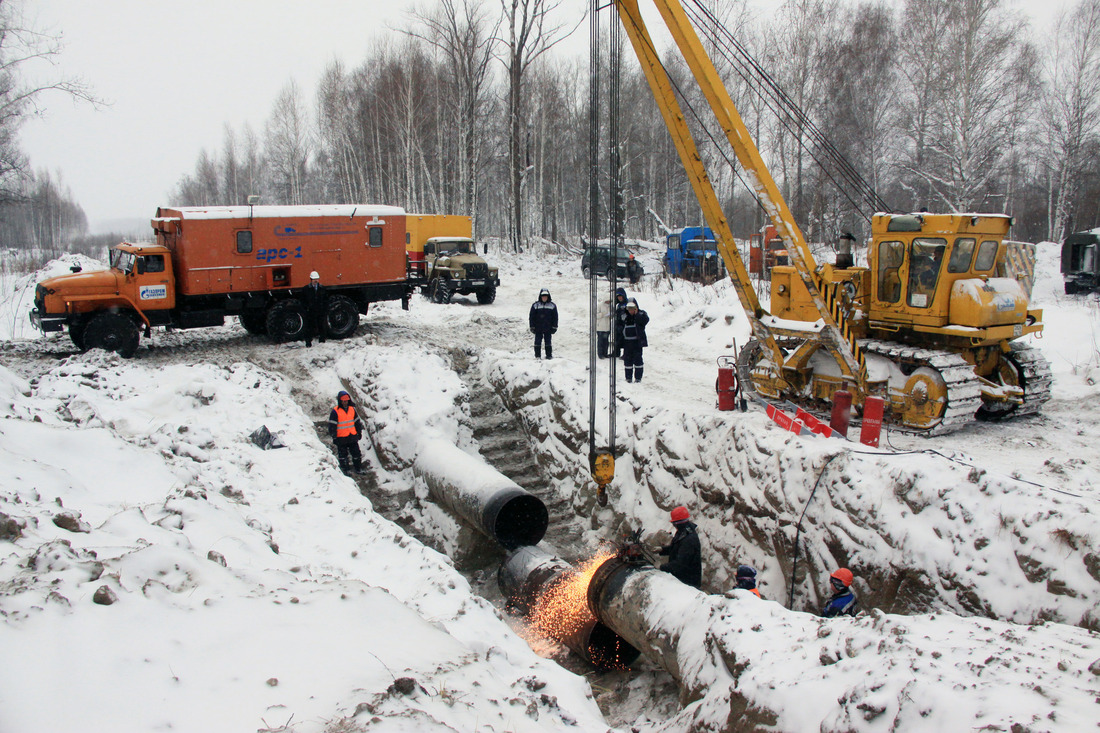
[{"xmin": 140, "ymin": 284, "xmax": 168, "ymax": 301}]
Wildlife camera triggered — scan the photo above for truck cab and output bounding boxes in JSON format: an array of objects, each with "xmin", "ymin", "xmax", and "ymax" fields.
[
  {"xmin": 665, "ymin": 226, "xmax": 724, "ymax": 281},
  {"xmin": 1062, "ymin": 229, "xmax": 1100, "ymax": 294},
  {"xmin": 32, "ymin": 242, "xmax": 175, "ymax": 356},
  {"xmin": 422, "ymin": 237, "xmax": 499, "ymax": 304}
]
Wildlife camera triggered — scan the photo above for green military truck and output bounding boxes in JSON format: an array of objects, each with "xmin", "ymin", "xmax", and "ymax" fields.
[{"xmin": 422, "ymin": 237, "xmax": 500, "ymax": 304}]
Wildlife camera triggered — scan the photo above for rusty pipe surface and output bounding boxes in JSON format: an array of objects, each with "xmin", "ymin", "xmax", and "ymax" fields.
[
  {"xmin": 414, "ymin": 442, "xmax": 548, "ymax": 549},
  {"xmin": 586, "ymin": 555, "xmax": 707, "ymax": 683},
  {"xmin": 499, "ymin": 546, "xmax": 640, "ymax": 668}
]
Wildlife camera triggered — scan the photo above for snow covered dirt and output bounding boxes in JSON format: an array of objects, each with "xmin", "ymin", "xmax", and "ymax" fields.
[{"xmin": 0, "ymin": 241, "xmax": 1098, "ymax": 732}]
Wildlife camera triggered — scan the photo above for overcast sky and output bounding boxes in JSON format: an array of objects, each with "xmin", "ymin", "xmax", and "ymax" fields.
[{"xmin": 20, "ymin": 0, "xmax": 1066, "ymax": 233}]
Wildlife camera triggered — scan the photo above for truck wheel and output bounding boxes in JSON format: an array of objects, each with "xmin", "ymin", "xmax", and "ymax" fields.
[
  {"xmin": 432, "ymin": 280, "xmax": 452, "ymax": 304},
  {"xmin": 582, "ymin": 265, "xmax": 593, "ymax": 279},
  {"xmin": 324, "ymin": 295, "xmax": 359, "ymax": 339},
  {"xmin": 266, "ymin": 300, "xmax": 306, "ymax": 342},
  {"xmin": 84, "ymin": 312, "xmax": 140, "ymax": 358},
  {"xmin": 238, "ymin": 309, "xmax": 268, "ymax": 335},
  {"xmin": 476, "ymin": 286, "xmax": 497, "ymax": 305},
  {"xmin": 69, "ymin": 317, "xmax": 88, "ymax": 350},
  {"xmin": 1064, "ymin": 281, "xmax": 1077, "ymax": 295}
]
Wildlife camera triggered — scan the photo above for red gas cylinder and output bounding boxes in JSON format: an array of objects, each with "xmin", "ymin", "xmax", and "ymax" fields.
[
  {"xmin": 860, "ymin": 396, "xmax": 885, "ymax": 447},
  {"xmin": 716, "ymin": 356, "xmax": 738, "ymax": 411},
  {"xmin": 830, "ymin": 390, "xmax": 852, "ymax": 438}
]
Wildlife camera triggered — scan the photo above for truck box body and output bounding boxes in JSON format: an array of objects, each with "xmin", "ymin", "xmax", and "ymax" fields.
[
  {"xmin": 153, "ymin": 205, "xmax": 407, "ymax": 295},
  {"xmin": 405, "ymin": 214, "xmax": 473, "ymax": 279}
]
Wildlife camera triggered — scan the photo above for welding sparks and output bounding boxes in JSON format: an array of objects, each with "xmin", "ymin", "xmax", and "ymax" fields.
[{"xmin": 520, "ymin": 551, "xmax": 622, "ymax": 662}]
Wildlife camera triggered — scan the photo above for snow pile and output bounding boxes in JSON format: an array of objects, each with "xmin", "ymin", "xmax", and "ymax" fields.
[
  {"xmin": 623, "ymin": 577, "xmax": 1100, "ymax": 733},
  {"xmin": 0, "ymin": 352, "xmax": 608, "ymax": 732},
  {"xmin": 0, "ymin": 254, "xmax": 106, "ymax": 341},
  {"xmin": 485, "ymin": 352, "xmax": 1100, "ymax": 629}
]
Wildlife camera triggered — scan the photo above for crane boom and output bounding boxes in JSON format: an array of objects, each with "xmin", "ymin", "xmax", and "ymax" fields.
[{"xmin": 613, "ymin": 0, "xmax": 866, "ymax": 390}]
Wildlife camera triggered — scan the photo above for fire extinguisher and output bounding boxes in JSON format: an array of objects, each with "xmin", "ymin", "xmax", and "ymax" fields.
[{"xmin": 716, "ymin": 355, "xmax": 738, "ymax": 411}]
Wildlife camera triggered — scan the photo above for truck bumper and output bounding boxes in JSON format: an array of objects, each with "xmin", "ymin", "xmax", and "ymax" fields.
[{"xmin": 29, "ymin": 308, "xmax": 65, "ymax": 333}]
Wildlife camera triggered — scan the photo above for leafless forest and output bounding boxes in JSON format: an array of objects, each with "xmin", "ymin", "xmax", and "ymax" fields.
[{"xmin": 4, "ymin": 0, "xmax": 1100, "ymax": 255}]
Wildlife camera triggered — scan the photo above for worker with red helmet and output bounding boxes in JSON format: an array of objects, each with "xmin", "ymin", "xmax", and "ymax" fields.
[
  {"xmin": 657, "ymin": 505, "xmax": 702, "ymax": 589},
  {"xmin": 822, "ymin": 567, "xmax": 860, "ymax": 617}
]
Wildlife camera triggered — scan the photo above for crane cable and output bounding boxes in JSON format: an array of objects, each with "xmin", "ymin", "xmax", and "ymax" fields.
[{"xmin": 589, "ymin": 0, "xmax": 616, "ymax": 503}]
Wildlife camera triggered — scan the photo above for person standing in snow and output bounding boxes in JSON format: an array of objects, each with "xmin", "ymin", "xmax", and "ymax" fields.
[
  {"xmin": 821, "ymin": 567, "xmax": 860, "ymax": 617},
  {"xmin": 327, "ymin": 390, "xmax": 364, "ymax": 476},
  {"xmin": 626, "ymin": 254, "xmax": 642, "ymax": 284},
  {"xmin": 735, "ymin": 565, "xmax": 761, "ymax": 598},
  {"xmin": 529, "ymin": 288, "xmax": 558, "ymax": 359},
  {"xmin": 597, "ymin": 293, "xmax": 614, "ymax": 359},
  {"xmin": 612, "ymin": 288, "xmax": 629, "ymax": 357},
  {"xmin": 619, "ymin": 298, "xmax": 649, "ymax": 382},
  {"xmin": 302, "ymin": 271, "xmax": 327, "ymax": 348},
  {"xmin": 658, "ymin": 506, "xmax": 702, "ymax": 589}
]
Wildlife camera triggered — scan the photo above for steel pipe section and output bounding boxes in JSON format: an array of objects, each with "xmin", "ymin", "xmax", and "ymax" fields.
[
  {"xmin": 413, "ymin": 441, "xmax": 548, "ymax": 549},
  {"xmin": 586, "ymin": 556, "xmax": 706, "ymax": 682},
  {"xmin": 499, "ymin": 546, "xmax": 640, "ymax": 668}
]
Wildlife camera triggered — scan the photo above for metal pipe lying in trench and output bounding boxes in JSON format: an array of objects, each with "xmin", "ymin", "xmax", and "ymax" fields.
[
  {"xmin": 413, "ymin": 441, "xmax": 548, "ymax": 549},
  {"xmin": 499, "ymin": 546, "xmax": 641, "ymax": 668},
  {"xmin": 586, "ymin": 554, "xmax": 705, "ymax": 683}
]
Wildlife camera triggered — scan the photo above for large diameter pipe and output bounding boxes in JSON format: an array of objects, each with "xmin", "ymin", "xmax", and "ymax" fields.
[
  {"xmin": 499, "ymin": 546, "xmax": 640, "ymax": 668},
  {"xmin": 414, "ymin": 442, "xmax": 548, "ymax": 549},
  {"xmin": 586, "ymin": 556, "xmax": 705, "ymax": 682}
]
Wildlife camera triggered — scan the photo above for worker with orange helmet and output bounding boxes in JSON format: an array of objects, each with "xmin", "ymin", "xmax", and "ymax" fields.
[
  {"xmin": 822, "ymin": 567, "xmax": 860, "ymax": 617},
  {"xmin": 657, "ymin": 505, "xmax": 702, "ymax": 588}
]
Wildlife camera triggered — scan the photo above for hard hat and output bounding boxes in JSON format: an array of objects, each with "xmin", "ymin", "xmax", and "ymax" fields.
[
  {"xmin": 830, "ymin": 568, "xmax": 854, "ymax": 587},
  {"xmin": 670, "ymin": 506, "xmax": 690, "ymax": 523},
  {"xmin": 310, "ymin": 271, "xmax": 320, "ymax": 280},
  {"xmin": 736, "ymin": 565, "xmax": 757, "ymax": 579},
  {"xmin": 626, "ymin": 298, "xmax": 639, "ymax": 309},
  {"xmin": 338, "ymin": 390, "xmax": 350, "ymax": 399}
]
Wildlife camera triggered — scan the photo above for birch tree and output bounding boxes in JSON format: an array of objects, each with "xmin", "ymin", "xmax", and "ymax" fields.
[
  {"xmin": 264, "ymin": 80, "xmax": 313, "ymax": 205},
  {"xmin": 1040, "ymin": 0, "xmax": 1100, "ymax": 240}
]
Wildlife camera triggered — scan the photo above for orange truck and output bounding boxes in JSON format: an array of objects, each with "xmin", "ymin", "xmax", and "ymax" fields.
[{"xmin": 31, "ymin": 204, "xmax": 413, "ymax": 356}]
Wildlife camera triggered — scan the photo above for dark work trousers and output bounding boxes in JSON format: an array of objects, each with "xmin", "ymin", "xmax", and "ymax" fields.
[
  {"xmin": 334, "ymin": 435, "xmax": 362, "ymax": 471},
  {"xmin": 597, "ymin": 331, "xmax": 610, "ymax": 359},
  {"xmin": 534, "ymin": 332, "xmax": 553, "ymax": 359},
  {"xmin": 622, "ymin": 341, "xmax": 644, "ymax": 381}
]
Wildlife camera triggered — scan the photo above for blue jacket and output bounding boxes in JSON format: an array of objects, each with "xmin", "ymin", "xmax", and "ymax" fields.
[
  {"xmin": 822, "ymin": 589, "xmax": 860, "ymax": 618},
  {"xmin": 529, "ymin": 290, "xmax": 558, "ymax": 334}
]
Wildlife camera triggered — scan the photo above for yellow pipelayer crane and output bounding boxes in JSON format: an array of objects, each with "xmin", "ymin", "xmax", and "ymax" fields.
[{"xmin": 610, "ymin": 0, "xmax": 1050, "ymax": 433}]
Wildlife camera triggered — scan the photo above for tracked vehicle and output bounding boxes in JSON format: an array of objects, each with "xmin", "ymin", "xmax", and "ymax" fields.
[{"xmin": 610, "ymin": 0, "xmax": 1050, "ymax": 433}]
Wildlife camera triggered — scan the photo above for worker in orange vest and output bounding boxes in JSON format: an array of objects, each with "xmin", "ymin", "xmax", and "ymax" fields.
[
  {"xmin": 735, "ymin": 565, "xmax": 761, "ymax": 598},
  {"xmin": 327, "ymin": 390, "xmax": 363, "ymax": 475}
]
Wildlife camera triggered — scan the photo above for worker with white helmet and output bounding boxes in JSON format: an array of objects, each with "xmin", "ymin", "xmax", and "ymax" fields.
[{"xmin": 303, "ymin": 270, "xmax": 327, "ymax": 347}]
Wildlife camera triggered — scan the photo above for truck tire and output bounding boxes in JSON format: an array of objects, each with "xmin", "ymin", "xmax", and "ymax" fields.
[
  {"xmin": 238, "ymin": 309, "xmax": 268, "ymax": 335},
  {"xmin": 84, "ymin": 312, "xmax": 140, "ymax": 358},
  {"xmin": 69, "ymin": 317, "xmax": 88, "ymax": 350},
  {"xmin": 476, "ymin": 286, "xmax": 497, "ymax": 305},
  {"xmin": 324, "ymin": 295, "xmax": 359, "ymax": 339},
  {"xmin": 266, "ymin": 300, "xmax": 306, "ymax": 342},
  {"xmin": 582, "ymin": 265, "xmax": 593, "ymax": 279},
  {"xmin": 432, "ymin": 280, "xmax": 452, "ymax": 304}
]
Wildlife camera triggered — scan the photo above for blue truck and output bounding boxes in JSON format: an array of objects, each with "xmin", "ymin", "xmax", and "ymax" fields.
[{"xmin": 664, "ymin": 226, "xmax": 725, "ymax": 282}]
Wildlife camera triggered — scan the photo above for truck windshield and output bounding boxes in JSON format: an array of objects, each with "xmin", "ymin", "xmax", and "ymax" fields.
[
  {"xmin": 685, "ymin": 239, "xmax": 716, "ymax": 252},
  {"xmin": 442, "ymin": 241, "xmax": 472, "ymax": 254},
  {"xmin": 110, "ymin": 249, "xmax": 136, "ymax": 274}
]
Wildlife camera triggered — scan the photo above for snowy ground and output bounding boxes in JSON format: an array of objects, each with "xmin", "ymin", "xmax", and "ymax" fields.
[{"xmin": 0, "ymin": 240, "xmax": 1098, "ymax": 732}]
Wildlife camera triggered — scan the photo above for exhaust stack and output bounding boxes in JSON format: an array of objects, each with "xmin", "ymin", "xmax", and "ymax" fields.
[{"xmin": 499, "ymin": 546, "xmax": 640, "ymax": 668}]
